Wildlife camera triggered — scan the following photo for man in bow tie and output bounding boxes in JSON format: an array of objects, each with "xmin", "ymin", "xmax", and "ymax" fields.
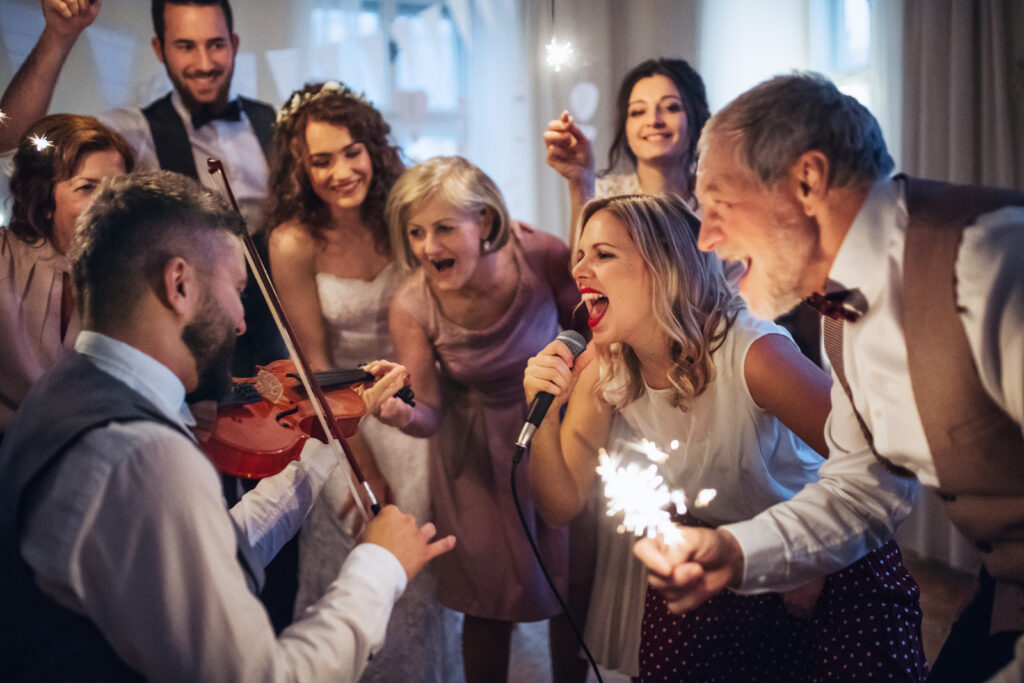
[
  {"xmin": 0, "ymin": 1, "xmax": 274, "ymax": 228},
  {"xmin": 0, "ymin": 0, "xmax": 285, "ymax": 374},
  {"xmin": 634, "ymin": 72, "xmax": 1024, "ymax": 681}
]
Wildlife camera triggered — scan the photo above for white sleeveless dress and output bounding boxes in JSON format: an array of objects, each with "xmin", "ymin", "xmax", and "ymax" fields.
[
  {"xmin": 294, "ymin": 263, "xmax": 462, "ymax": 682},
  {"xmin": 584, "ymin": 309, "xmax": 822, "ymax": 677}
]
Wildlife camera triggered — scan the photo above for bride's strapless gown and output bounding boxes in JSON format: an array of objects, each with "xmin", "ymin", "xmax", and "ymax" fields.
[{"xmin": 294, "ymin": 264, "xmax": 462, "ymax": 682}]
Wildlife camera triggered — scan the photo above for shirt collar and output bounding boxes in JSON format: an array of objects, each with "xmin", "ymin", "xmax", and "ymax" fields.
[
  {"xmin": 74, "ymin": 331, "xmax": 197, "ymax": 433},
  {"xmin": 827, "ymin": 176, "xmax": 904, "ymax": 310}
]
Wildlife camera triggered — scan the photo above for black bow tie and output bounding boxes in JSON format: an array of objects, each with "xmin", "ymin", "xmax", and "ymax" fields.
[
  {"xmin": 191, "ymin": 100, "xmax": 241, "ymax": 129},
  {"xmin": 803, "ymin": 289, "xmax": 866, "ymax": 322}
]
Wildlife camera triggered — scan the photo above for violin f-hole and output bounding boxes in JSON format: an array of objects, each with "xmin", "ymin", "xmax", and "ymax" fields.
[{"xmin": 276, "ymin": 406, "xmax": 300, "ymax": 421}]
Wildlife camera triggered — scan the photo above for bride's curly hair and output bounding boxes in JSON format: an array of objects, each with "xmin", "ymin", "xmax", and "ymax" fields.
[
  {"xmin": 262, "ymin": 82, "xmax": 404, "ymax": 252},
  {"xmin": 581, "ymin": 193, "xmax": 742, "ymax": 410}
]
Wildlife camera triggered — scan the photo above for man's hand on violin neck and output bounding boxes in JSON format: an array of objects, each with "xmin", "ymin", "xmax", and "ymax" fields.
[
  {"xmin": 358, "ymin": 360, "xmax": 411, "ymax": 415},
  {"xmin": 362, "ymin": 505, "xmax": 456, "ymax": 581}
]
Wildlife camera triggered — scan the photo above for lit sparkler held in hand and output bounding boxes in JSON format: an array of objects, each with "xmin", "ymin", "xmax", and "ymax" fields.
[
  {"xmin": 596, "ymin": 439, "xmax": 716, "ymax": 546},
  {"xmin": 545, "ymin": 36, "xmax": 574, "ymax": 72}
]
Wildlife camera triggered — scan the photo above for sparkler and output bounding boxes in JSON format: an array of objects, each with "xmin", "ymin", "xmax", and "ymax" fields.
[
  {"xmin": 544, "ymin": 0, "xmax": 574, "ymax": 73},
  {"xmin": 545, "ymin": 36, "xmax": 574, "ymax": 72},
  {"xmin": 596, "ymin": 439, "xmax": 716, "ymax": 546},
  {"xmin": 29, "ymin": 134, "xmax": 52, "ymax": 151},
  {"xmin": 0, "ymin": 109, "xmax": 8, "ymax": 125}
]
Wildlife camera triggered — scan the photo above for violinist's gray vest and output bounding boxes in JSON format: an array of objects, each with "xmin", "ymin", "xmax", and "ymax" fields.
[{"xmin": 0, "ymin": 350, "xmax": 264, "ymax": 681}]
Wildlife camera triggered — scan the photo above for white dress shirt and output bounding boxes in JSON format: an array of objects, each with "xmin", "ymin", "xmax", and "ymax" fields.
[
  {"xmin": 101, "ymin": 91, "xmax": 270, "ymax": 226},
  {"xmin": 724, "ymin": 176, "xmax": 1024, "ymax": 592},
  {"xmin": 20, "ymin": 331, "xmax": 407, "ymax": 682}
]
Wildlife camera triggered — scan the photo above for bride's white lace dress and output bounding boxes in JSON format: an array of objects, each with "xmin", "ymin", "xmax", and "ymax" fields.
[{"xmin": 294, "ymin": 264, "xmax": 462, "ymax": 682}]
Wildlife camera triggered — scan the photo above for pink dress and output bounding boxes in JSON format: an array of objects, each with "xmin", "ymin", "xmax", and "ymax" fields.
[
  {"xmin": 0, "ymin": 230, "xmax": 79, "ymax": 431},
  {"xmin": 391, "ymin": 223, "xmax": 575, "ymax": 621}
]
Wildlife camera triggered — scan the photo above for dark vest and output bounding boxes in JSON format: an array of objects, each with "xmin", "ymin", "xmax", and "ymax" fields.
[
  {"xmin": 0, "ymin": 351, "xmax": 265, "ymax": 681},
  {"xmin": 141, "ymin": 93, "xmax": 275, "ymax": 179},
  {"xmin": 899, "ymin": 175, "xmax": 1024, "ymax": 629},
  {"xmin": 141, "ymin": 93, "xmax": 285, "ymax": 378}
]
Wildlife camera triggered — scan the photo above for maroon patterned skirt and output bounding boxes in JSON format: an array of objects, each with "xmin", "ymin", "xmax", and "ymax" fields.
[{"xmin": 639, "ymin": 540, "xmax": 928, "ymax": 682}]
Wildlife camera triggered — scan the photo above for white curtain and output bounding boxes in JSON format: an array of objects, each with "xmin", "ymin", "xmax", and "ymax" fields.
[{"xmin": 901, "ymin": 0, "xmax": 1022, "ymax": 190}]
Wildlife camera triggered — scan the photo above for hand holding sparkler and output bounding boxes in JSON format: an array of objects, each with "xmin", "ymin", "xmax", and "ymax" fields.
[
  {"xmin": 543, "ymin": 111, "xmax": 595, "ymax": 190},
  {"xmin": 633, "ymin": 526, "xmax": 744, "ymax": 614},
  {"xmin": 594, "ymin": 437, "xmax": 737, "ymax": 614}
]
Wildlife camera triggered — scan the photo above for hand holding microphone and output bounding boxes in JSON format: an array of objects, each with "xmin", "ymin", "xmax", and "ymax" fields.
[{"xmin": 517, "ymin": 330, "xmax": 587, "ymax": 459}]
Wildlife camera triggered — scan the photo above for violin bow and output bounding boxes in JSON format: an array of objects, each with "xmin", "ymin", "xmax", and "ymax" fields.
[{"xmin": 207, "ymin": 158, "xmax": 381, "ymax": 519}]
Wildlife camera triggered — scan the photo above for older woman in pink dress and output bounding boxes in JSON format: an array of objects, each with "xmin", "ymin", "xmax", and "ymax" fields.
[
  {"xmin": 1, "ymin": 114, "xmax": 133, "ymax": 433},
  {"xmin": 377, "ymin": 155, "xmax": 590, "ymax": 683}
]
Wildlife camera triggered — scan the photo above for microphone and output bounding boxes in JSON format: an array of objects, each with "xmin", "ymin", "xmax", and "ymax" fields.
[{"xmin": 514, "ymin": 330, "xmax": 587, "ymax": 461}]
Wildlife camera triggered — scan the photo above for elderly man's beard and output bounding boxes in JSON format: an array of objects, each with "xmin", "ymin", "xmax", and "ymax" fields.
[{"xmin": 183, "ymin": 297, "xmax": 238, "ymax": 403}]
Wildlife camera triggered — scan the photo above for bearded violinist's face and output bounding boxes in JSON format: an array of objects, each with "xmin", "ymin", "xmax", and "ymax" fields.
[{"xmin": 183, "ymin": 235, "xmax": 246, "ymax": 402}]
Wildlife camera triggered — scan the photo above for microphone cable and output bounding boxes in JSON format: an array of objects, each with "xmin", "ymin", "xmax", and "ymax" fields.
[{"xmin": 510, "ymin": 455, "xmax": 604, "ymax": 683}]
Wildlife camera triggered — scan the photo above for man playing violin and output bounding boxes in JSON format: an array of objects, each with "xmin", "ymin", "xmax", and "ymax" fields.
[{"xmin": 0, "ymin": 171, "xmax": 455, "ymax": 682}]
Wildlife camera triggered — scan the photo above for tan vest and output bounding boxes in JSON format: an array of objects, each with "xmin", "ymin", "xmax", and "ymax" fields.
[{"xmin": 900, "ymin": 175, "xmax": 1024, "ymax": 630}]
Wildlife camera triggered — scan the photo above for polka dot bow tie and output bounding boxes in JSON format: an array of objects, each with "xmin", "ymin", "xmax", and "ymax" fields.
[{"xmin": 803, "ymin": 289, "xmax": 866, "ymax": 322}]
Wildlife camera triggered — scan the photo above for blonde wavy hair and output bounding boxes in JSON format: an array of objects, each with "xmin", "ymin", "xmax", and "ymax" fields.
[{"xmin": 581, "ymin": 193, "xmax": 743, "ymax": 410}]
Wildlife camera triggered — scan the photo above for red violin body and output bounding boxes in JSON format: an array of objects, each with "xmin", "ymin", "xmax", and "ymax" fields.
[{"xmin": 201, "ymin": 359, "xmax": 368, "ymax": 479}]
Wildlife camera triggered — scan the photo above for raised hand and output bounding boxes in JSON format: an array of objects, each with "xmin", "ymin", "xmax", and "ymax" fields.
[
  {"xmin": 362, "ymin": 505, "xmax": 456, "ymax": 581},
  {"xmin": 0, "ymin": 0, "xmax": 102, "ymax": 152},
  {"xmin": 543, "ymin": 110, "xmax": 595, "ymax": 189},
  {"xmin": 43, "ymin": 0, "xmax": 102, "ymax": 39}
]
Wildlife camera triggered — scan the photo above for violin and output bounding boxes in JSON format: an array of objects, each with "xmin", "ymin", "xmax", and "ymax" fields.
[
  {"xmin": 202, "ymin": 159, "xmax": 385, "ymax": 518},
  {"xmin": 204, "ymin": 361, "xmax": 415, "ymax": 479},
  {"xmin": 204, "ymin": 361, "xmax": 369, "ymax": 478}
]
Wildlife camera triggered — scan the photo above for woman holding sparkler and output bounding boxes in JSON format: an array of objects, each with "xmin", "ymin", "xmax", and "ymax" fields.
[
  {"xmin": 523, "ymin": 193, "xmax": 927, "ymax": 681},
  {"xmin": 0, "ymin": 114, "xmax": 133, "ymax": 435},
  {"xmin": 544, "ymin": 58, "xmax": 822, "ymax": 368},
  {"xmin": 543, "ymin": 58, "xmax": 707, "ymax": 248}
]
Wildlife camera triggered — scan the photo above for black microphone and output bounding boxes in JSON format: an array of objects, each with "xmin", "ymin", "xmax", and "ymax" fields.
[{"xmin": 514, "ymin": 330, "xmax": 587, "ymax": 461}]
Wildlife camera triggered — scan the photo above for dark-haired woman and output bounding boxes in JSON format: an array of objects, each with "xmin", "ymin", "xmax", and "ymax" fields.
[
  {"xmin": 1, "ymin": 114, "xmax": 133, "ymax": 433},
  {"xmin": 263, "ymin": 81, "xmax": 460, "ymax": 682},
  {"xmin": 544, "ymin": 58, "xmax": 709, "ymax": 247}
]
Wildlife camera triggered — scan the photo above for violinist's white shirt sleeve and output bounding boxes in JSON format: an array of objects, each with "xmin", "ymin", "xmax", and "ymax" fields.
[{"xmin": 20, "ymin": 332, "xmax": 406, "ymax": 682}]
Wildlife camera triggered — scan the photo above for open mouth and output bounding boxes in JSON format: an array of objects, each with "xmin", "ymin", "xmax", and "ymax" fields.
[
  {"xmin": 431, "ymin": 258, "xmax": 455, "ymax": 273},
  {"xmin": 187, "ymin": 71, "xmax": 222, "ymax": 83},
  {"xmin": 581, "ymin": 289, "xmax": 609, "ymax": 328},
  {"xmin": 720, "ymin": 256, "xmax": 750, "ymax": 286}
]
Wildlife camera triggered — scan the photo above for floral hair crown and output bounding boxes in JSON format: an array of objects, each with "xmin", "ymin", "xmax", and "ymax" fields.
[{"xmin": 276, "ymin": 81, "xmax": 369, "ymax": 125}]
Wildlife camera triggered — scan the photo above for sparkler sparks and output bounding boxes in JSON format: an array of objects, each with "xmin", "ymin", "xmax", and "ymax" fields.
[
  {"xmin": 596, "ymin": 440, "xmax": 717, "ymax": 546},
  {"xmin": 29, "ymin": 134, "xmax": 52, "ymax": 151},
  {"xmin": 545, "ymin": 36, "xmax": 574, "ymax": 72},
  {"xmin": 0, "ymin": 109, "xmax": 8, "ymax": 125}
]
